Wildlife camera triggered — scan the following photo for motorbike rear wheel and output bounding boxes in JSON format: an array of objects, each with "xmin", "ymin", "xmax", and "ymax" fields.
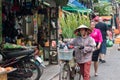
[
  {"xmin": 9, "ymin": 61, "xmax": 41, "ymax": 80},
  {"xmin": 22, "ymin": 61, "xmax": 41, "ymax": 80}
]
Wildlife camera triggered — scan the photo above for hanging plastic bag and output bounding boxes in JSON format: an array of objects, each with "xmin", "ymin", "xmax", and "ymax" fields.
[{"xmin": 106, "ymin": 39, "xmax": 113, "ymax": 47}]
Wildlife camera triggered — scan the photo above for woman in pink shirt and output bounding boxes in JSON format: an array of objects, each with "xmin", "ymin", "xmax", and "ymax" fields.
[{"xmin": 90, "ymin": 21, "xmax": 103, "ymax": 76}]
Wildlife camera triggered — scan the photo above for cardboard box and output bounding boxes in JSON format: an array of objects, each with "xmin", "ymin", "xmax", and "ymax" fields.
[{"xmin": 0, "ymin": 73, "xmax": 7, "ymax": 80}]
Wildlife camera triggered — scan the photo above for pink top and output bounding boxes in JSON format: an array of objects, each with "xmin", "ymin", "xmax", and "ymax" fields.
[{"xmin": 90, "ymin": 28, "xmax": 103, "ymax": 43}]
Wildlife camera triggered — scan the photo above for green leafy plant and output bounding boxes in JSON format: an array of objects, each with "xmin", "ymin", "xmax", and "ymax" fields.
[
  {"xmin": 59, "ymin": 12, "xmax": 90, "ymax": 38},
  {"xmin": 94, "ymin": 3, "xmax": 112, "ymax": 16},
  {"xmin": 116, "ymin": 0, "xmax": 120, "ymax": 2},
  {"xmin": 93, "ymin": 0, "xmax": 99, "ymax": 3}
]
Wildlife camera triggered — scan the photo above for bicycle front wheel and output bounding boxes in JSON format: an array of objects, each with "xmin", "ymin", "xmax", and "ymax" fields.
[
  {"xmin": 59, "ymin": 63, "xmax": 70, "ymax": 80},
  {"xmin": 74, "ymin": 72, "xmax": 81, "ymax": 80}
]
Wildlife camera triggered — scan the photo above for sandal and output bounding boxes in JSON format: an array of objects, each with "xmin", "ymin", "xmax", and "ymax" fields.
[{"xmin": 95, "ymin": 73, "xmax": 98, "ymax": 76}]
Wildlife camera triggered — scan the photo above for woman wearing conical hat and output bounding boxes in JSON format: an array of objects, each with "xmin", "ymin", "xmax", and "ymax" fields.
[{"xmin": 70, "ymin": 24, "xmax": 96, "ymax": 80}]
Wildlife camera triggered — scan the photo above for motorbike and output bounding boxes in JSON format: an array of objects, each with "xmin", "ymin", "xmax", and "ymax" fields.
[
  {"xmin": 0, "ymin": 46, "xmax": 42, "ymax": 80},
  {"xmin": 27, "ymin": 46, "xmax": 46, "ymax": 74}
]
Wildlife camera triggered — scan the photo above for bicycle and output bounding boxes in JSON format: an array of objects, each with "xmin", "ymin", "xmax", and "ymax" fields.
[
  {"xmin": 58, "ymin": 41, "xmax": 85, "ymax": 80},
  {"xmin": 58, "ymin": 49, "xmax": 74, "ymax": 80}
]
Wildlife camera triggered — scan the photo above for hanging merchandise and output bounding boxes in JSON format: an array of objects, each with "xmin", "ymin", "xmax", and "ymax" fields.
[
  {"xmin": 25, "ymin": 16, "xmax": 32, "ymax": 23},
  {"xmin": 2, "ymin": 17, "xmax": 18, "ymax": 43},
  {"xmin": 37, "ymin": 14, "xmax": 41, "ymax": 26},
  {"xmin": 33, "ymin": 13, "xmax": 38, "ymax": 42},
  {"xmin": 25, "ymin": 1, "xmax": 32, "ymax": 10},
  {"xmin": 11, "ymin": 0, "xmax": 20, "ymax": 12},
  {"xmin": 33, "ymin": 13, "xmax": 38, "ymax": 34},
  {"xmin": 32, "ymin": 0, "xmax": 39, "ymax": 8},
  {"xmin": 20, "ymin": 0, "xmax": 33, "ymax": 16}
]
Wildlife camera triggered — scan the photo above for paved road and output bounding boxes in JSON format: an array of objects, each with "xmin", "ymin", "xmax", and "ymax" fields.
[{"xmin": 52, "ymin": 44, "xmax": 120, "ymax": 80}]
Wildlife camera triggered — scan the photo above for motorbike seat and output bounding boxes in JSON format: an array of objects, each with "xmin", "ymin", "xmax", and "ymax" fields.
[{"xmin": 4, "ymin": 49, "xmax": 35, "ymax": 58}]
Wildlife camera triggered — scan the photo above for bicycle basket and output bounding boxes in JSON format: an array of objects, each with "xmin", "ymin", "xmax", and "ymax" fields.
[{"xmin": 58, "ymin": 49, "xmax": 74, "ymax": 60}]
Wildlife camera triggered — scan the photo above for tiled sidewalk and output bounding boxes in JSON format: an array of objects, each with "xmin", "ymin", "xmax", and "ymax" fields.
[{"xmin": 40, "ymin": 64, "xmax": 60, "ymax": 80}]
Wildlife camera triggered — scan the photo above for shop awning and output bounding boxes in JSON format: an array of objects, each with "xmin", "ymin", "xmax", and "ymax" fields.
[
  {"xmin": 62, "ymin": 0, "xmax": 92, "ymax": 13},
  {"xmin": 62, "ymin": 6, "xmax": 92, "ymax": 13},
  {"xmin": 68, "ymin": 0, "xmax": 87, "ymax": 9},
  {"xmin": 99, "ymin": 0, "xmax": 111, "ymax": 3}
]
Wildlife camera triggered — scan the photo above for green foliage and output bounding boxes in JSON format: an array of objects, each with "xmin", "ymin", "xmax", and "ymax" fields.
[
  {"xmin": 59, "ymin": 12, "xmax": 90, "ymax": 38},
  {"xmin": 94, "ymin": 3, "xmax": 112, "ymax": 16},
  {"xmin": 93, "ymin": 0, "xmax": 99, "ymax": 3},
  {"xmin": 116, "ymin": 0, "xmax": 120, "ymax": 2},
  {"xmin": 3, "ymin": 43, "xmax": 23, "ymax": 49},
  {"xmin": 78, "ymin": 0, "xmax": 88, "ymax": 3}
]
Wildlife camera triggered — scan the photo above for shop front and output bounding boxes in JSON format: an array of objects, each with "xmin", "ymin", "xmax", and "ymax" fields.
[{"xmin": 1, "ymin": 0, "xmax": 64, "ymax": 65}]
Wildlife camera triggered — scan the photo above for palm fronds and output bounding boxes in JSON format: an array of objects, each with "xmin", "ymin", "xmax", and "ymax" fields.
[{"xmin": 59, "ymin": 12, "xmax": 90, "ymax": 38}]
